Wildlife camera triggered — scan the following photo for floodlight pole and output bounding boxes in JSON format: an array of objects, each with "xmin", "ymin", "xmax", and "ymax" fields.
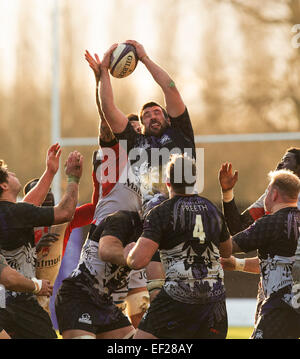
[{"xmin": 51, "ymin": 0, "xmax": 61, "ymax": 202}]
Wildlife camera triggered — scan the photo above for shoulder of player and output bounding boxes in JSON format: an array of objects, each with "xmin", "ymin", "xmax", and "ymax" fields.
[{"xmin": 167, "ymin": 106, "xmax": 189, "ymax": 121}]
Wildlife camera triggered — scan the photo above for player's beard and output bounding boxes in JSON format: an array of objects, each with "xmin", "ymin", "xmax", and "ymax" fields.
[{"xmin": 145, "ymin": 119, "xmax": 169, "ymax": 137}]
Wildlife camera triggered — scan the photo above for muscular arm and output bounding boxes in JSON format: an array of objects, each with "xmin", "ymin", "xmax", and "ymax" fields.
[
  {"xmin": 23, "ymin": 143, "xmax": 61, "ymax": 206},
  {"xmin": 0, "ymin": 265, "xmax": 35, "ymax": 292},
  {"xmin": 98, "ymin": 236, "xmax": 127, "ymax": 266},
  {"xmin": 126, "ymin": 40, "xmax": 185, "ymax": 118},
  {"xmin": 0, "ymin": 256, "xmax": 52, "ymax": 294},
  {"xmin": 126, "ymin": 237, "xmax": 159, "ymax": 270},
  {"xmin": 221, "ymin": 255, "xmax": 260, "ymax": 274},
  {"xmin": 219, "ymin": 237, "xmax": 232, "ymax": 258},
  {"xmin": 53, "ymin": 151, "xmax": 83, "ymax": 225},
  {"xmin": 99, "ymin": 67, "xmax": 128, "ymax": 134},
  {"xmin": 53, "ymin": 182, "xmax": 79, "ymax": 224},
  {"xmin": 141, "ymin": 56, "xmax": 185, "ymax": 118},
  {"xmin": 95, "ymin": 81, "xmax": 116, "ymax": 144},
  {"xmin": 223, "ymin": 199, "xmax": 255, "ymax": 235}
]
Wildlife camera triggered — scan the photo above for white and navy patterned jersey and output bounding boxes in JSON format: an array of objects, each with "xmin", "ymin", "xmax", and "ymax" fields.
[
  {"xmin": 233, "ymin": 207, "xmax": 300, "ymax": 309},
  {"xmin": 0, "ymin": 201, "xmax": 54, "ymax": 302},
  {"xmin": 115, "ymin": 108, "xmax": 195, "ymax": 201},
  {"xmin": 142, "ymin": 194, "xmax": 230, "ymax": 304},
  {"xmin": 60, "ymin": 211, "xmax": 143, "ymax": 300}
]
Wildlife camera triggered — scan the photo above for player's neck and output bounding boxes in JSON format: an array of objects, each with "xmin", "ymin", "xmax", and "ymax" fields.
[
  {"xmin": 270, "ymin": 201, "xmax": 298, "ymax": 214},
  {"xmin": 0, "ymin": 192, "xmax": 17, "ymax": 203},
  {"xmin": 169, "ymin": 189, "xmax": 193, "ymax": 198}
]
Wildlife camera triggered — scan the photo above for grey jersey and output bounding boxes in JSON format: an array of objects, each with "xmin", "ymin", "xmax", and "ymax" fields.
[{"xmin": 92, "ymin": 147, "xmax": 142, "ymax": 226}]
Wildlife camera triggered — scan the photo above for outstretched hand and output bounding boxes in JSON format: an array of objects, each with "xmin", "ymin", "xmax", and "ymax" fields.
[
  {"xmin": 85, "ymin": 50, "xmax": 101, "ymax": 83},
  {"xmin": 46, "ymin": 143, "xmax": 61, "ymax": 175},
  {"xmin": 218, "ymin": 162, "xmax": 238, "ymax": 192},
  {"xmin": 125, "ymin": 40, "xmax": 147, "ymax": 61},
  {"xmin": 101, "ymin": 43, "xmax": 118, "ymax": 69},
  {"xmin": 65, "ymin": 151, "xmax": 83, "ymax": 180}
]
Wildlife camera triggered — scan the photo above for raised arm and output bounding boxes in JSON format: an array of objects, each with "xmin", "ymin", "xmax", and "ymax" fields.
[
  {"xmin": 85, "ymin": 50, "xmax": 116, "ymax": 143},
  {"xmin": 98, "ymin": 45, "xmax": 129, "ymax": 134},
  {"xmin": 53, "ymin": 151, "xmax": 83, "ymax": 225},
  {"xmin": 125, "ymin": 40, "xmax": 185, "ymax": 118},
  {"xmin": 23, "ymin": 143, "xmax": 61, "ymax": 206}
]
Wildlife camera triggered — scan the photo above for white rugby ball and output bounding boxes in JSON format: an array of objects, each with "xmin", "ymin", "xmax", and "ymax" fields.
[{"xmin": 109, "ymin": 43, "xmax": 138, "ymax": 78}]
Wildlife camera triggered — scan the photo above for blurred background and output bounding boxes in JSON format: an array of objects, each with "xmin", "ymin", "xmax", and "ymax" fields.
[{"xmin": 1, "ymin": 0, "xmax": 300, "ymax": 334}]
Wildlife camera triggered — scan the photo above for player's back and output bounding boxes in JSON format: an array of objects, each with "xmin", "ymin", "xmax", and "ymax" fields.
[{"xmin": 143, "ymin": 194, "xmax": 229, "ymax": 304}]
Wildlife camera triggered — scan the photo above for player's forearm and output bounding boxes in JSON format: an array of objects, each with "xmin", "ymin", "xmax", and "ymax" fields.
[
  {"xmin": 141, "ymin": 56, "xmax": 173, "ymax": 90},
  {"xmin": 98, "ymin": 236, "xmax": 128, "ymax": 266},
  {"xmin": 222, "ymin": 198, "xmax": 253, "ymax": 235},
  {"xmin": 0, "ymin": 266, "xmax": 35, "ymax": 292},
  {"xmin": 23, "ymin": 169, "xmax": 54, "ymax": 206},
  {"xmin": 53, "ymin": 181, "xmax": 79, "ymax": 224},
  {"xmin": 235, "ymin": 257, "xmax": 260, "ymax": 274},
  {"xmin": 141, "ymin": 56, "xmax": 185, "ymax": 117},
  {"xmin": 99, "ymin": 68, "xmax": 117, "ymax": 122},
  {"xmin": 99, "ymin": 68, "xmax": 127, "ymax": 134}
]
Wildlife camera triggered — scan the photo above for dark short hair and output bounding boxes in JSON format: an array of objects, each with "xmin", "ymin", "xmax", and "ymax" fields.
[
  {"xmin": 139, "ymin": 102, "xmax": 168, "ymax": 123},
  {"xmin": 0, "ymin": 160, "xmax": 8, "ymax": 197},
  {"xmin": 166, "ymin": 154, "xmax": 196, "ymax": 194},
  {"xmin": 127, "ymin": 113, "xmax": 139, "ymax": 122},
  {"xmin": 287, "ymin": 148, "xmax": 300, "ymax": 166},
  {"xmin": 23, "ymin": 178, "xmax": 40, "ymax": 195},
  {"xmin": 24, "ymin": 178, "xmax": 54, "ymax": 206}
]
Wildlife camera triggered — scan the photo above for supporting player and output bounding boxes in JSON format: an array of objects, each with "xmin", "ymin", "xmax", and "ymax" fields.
[
  {"xmin": 0, "ymin": 150, "xmax": 83, "ymax": 339},
  {"xmin": 0, "ymin": 253, "xmax": 53, "ymax": 339},
  {"xmin": 223, "ymin": 169, "xmax": 300, "ymax": 339},
  {"xmin": 124, "ymin": 154, "xmax": 232, "ymax": 339},
  {"xmin": 219, "ymin": 147, "xmax": 300, "ymax": 322},
  {"xmin": 54, "ymin": 51, "xmax": 147, "ymax": 339}
]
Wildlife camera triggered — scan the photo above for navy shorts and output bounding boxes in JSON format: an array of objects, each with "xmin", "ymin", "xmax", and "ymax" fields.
[
  {"xmin": 251, "ymin": 305, "xmax": 300, "ymax": 339},
  {"xmin": 138, "ymin": 288, "xmax": 228, "ymax": 339},
  {"xmin": 0, "ymin": 298, "xmax": 57, "ymax": 339},
  {"xmin": 55, "ymin": 280, "xmax": 131, "ymax": 335}
]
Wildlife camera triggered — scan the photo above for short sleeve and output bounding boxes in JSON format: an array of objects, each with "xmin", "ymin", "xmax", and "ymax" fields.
[
  {"xmin": 20, "ymin": 203, "xmax": 54, "ymax": 228},
  {"xmin": 141, "ymin": 208, "xmax": 164, "ymax": 245},
  {"xmin": 169, "ymin": 107, "xmax": 195, "ymax": 144},
  {"xmin": 232, "ymin": 215, "xmax": 271, "ymax": 253}
]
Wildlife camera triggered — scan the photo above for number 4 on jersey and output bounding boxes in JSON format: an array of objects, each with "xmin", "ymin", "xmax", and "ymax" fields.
[{"xmin": 193, "ymin": 215, "xmax": 206, "ymax": 244}]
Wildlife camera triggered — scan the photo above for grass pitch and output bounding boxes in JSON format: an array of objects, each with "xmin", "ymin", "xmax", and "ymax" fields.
[{"xmin": 227, "ymin": 327, "xmax": 253, "ymax": 339}]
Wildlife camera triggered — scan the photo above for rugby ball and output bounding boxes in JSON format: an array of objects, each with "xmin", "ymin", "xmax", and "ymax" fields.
[{"xmin": 109, "ymin": 43, "xmax": 138, "ymax": 78}]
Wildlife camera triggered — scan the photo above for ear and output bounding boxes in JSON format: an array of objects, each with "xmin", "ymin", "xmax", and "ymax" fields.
[
  {"xmin": 271, "ymin": 187, "xmax": 279, "ymax": 201},
  {"xmin": 0, "ymin": 182, "xmax": 8, "ymax": 191}
]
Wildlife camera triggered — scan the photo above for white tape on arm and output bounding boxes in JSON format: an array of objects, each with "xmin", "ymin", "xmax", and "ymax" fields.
[
  {"xmin": 235, "ymin": 258, "xmax": 246, "ymax": 272},
  {"xmin": 222, "ymin": 189, "xmax": 234, "ymax": 203},
  {"xmin": 31, "ymin": 277, "xmax": 42, "ymax": 294}
]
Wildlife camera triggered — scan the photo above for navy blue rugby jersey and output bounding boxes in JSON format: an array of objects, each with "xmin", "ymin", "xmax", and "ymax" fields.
[
  {"xmin": 115, "ymin": 108, "xmax": 196, "ymax": 199},
  {"xmin": 233, "ymin": 207, "xmax": 300, "ymax": 302},
  {"xmin": 142, "ymin": 194, "xmax": 230, "ymax": 304}
]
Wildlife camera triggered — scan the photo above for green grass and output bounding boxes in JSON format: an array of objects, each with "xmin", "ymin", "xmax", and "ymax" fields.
[{"xmin": 226, "ymin": 327, "xmax": 253, "ymax": 339}]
